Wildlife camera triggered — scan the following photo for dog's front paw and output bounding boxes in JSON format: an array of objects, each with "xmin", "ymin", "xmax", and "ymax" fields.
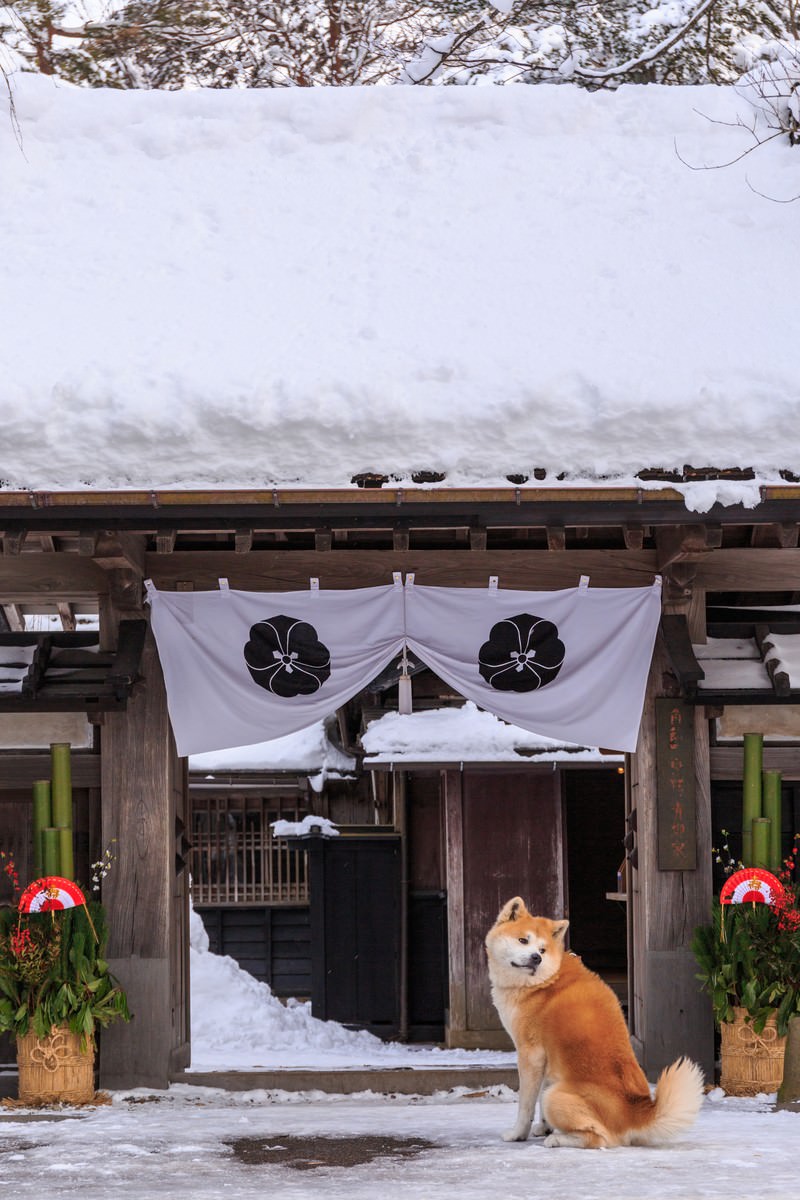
[
  {"xmin": 531, "ymin": 1122, "xmax": 553, "ymax": 1138},
  {"xmin": 543, "ymin": 1133, "xmax": 569, "ymax": 1148},
  {"xmin": 502, "ymin": 1127, "xmax": 530, "ymax": 1143}
]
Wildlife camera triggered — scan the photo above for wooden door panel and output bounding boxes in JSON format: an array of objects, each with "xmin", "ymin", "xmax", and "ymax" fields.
[{"xmin": 461, "ymin": 770, "xmax": 564, "ymax": 1031}]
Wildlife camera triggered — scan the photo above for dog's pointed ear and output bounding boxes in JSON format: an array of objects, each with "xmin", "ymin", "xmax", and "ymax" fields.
[
  {"xmin": 495, "ymin": 897, "xmax": 527, "ymax": 925},
  {"xmin": 551, "ymin": 919, "xmax": 569, "ymax": 942}
]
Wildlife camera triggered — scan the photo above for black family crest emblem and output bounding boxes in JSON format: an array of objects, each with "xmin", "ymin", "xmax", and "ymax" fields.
[
  {"xmin": 478, "ymin": 613, "xmax": 565, "ymax": 692},
  {"xmin": 244, "ymin": 615, "xmax": 332, "ymax": 697}
]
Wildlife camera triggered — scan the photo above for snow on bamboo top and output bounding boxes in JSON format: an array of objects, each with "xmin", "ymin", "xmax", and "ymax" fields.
[{"xmin": 2, "ymin": 75, "xmax": 798, "ymax": 502}]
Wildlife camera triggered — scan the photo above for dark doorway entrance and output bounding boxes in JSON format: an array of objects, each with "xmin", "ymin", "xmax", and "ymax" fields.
[{"xmin": 564, "ymin": 767, "xmax": 627, "ymax": 1001}]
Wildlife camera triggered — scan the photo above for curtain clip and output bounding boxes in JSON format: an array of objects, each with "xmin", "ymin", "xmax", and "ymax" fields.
[
  {"xmin": 578, "ymin": 575, "xmax": 590, "ymax": 591},
  {"xmin": 405, "ymin": 573, "xmax": 415, "ymax": 587},
  {"xmin": 310, "ymin": 577, "xmax": 320, "ymax": 593},
  {"xmin": 392, "ymin": 571, "xmax": 403, "ymax": 587},
  {"xmin": 488, "ymin": 576, "xmax": 499, "ymax": 593},
  {"xmin": 218, "ymin": 577, "xmax": 230, "ymax": 592}
]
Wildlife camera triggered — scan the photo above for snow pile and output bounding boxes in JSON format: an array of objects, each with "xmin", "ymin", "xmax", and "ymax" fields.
[
  {"xmin": 362, "ymin": 701, "xmax": 620, "ymax": 763},
  {"xmin": 271, "ymin": 814, "xmax": 340, "ymax": 838},
  {"xmin": 1, "ymin": 78, "xmax": 798, "ymax": 499},
  {"xmin": 189, "ymin": 719, "xmax": 355, "ymax": 777},
  {"xmin": 188, "ymin": 905, "xmax": 514, "ymax": 1071}
]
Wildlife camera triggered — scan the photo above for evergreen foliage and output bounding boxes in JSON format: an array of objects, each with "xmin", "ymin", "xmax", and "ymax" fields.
[
  {"xmin": 0, "ymin": 902, "xmax": 131, "ymax": 1043},
  {"xmin": 692, "ymin": 898, "xmax": 800, "ymax": 1037}
]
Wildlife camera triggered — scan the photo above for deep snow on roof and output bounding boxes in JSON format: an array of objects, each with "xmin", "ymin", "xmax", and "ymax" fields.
[{"xmin": 1, "ymin": 76, "xmax": 798, "ymax": 496}]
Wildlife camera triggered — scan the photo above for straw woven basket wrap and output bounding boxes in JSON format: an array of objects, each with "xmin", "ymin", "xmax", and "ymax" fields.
[
  {"xmin": 720, "ymin": 1008, "xmax": 787, "ymax": 1097},
  {"xmin": 16, "ymin": 1026, "xmax": 95, "ymax": 1105}
]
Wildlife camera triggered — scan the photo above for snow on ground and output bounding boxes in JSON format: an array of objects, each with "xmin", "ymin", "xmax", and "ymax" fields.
[
  {"xmin": 1, "ymin": 78, "xmax": 798, "ymax": 499},
  {"xmin": 0, "ymin": 912, "xmax": 796, "ymax": 1198},
  {"xmin": 0, "ymin": 1086, "xmax": 797, "ymax": 1200},
  {"xmin": 188, "ymin": 906, "xmax": 513, "ymax": 1071}
]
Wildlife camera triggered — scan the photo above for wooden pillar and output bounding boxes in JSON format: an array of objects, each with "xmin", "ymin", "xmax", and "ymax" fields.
[
  {"xmin": 98, "ymin": 566, "xmax": 189, "ymax": 1089},
  {"xmin": 628, "ymin": 567, "xmax": 714, "ymax": 1080},
  {"xmin": 442, "ymin": 769, "xmax": 467, "ymax": 1047}
]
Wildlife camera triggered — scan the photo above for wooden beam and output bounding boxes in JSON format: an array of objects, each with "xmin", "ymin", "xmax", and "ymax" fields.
[
  {"xmin": 1, "ymin": 604, "xmax": 25, "ymax": 631},
  {"xmin": 655, "ymin": 524, "xmax": 718, "ymax": 571},
  {"xmin": 751, "ymin": 522, "xmax": 799, "ymax": 548},
  {"xmin": 468, "ymin": 525, "xmax": 487, "ymax": 552},
  {"xmin": 57, "ymin": 601, "xmax": 76, "ymax": 632},
  {"xmin": 756, "ymin": 626, "xmax": 792, "ymax": 697},
  {"xmin": 546, "ymin": 526, "xmax": 566, "ymax": 552},
  {"xmin": 234, "ymin": 528, "xmax": 253, "ymax": 554},
  {"xmin": 660, "ymin": 614, "xmax": 704, "ymax": 694},
  {"xmin": 0, "ymin": 557, "xmax": 108, "ymax": 604},
  {"xmin": 623, "ymin": 525, "xmax": 644, "ymax": 551},
  {"xmin": 2, "ymin": 531, "xmax": 26, "ymax": 556},
  {"xmin": 693, "ymin": 548, "xmax": 800, "ymax": 590},
  {"xmin": 393, "ymin": 526, "xmax": 410, "ymax": 553},
  {"xmin": 92, "ymin": 532, "xmax": 146, "ymax": 576},
  {"xmin": 146, "ymin": 548, "xmax": 659, "ymax": 592}
]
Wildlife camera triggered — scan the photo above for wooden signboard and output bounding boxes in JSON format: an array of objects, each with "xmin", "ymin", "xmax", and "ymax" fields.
[{"xmin": 655, "ymin": 698, "xmax": 697, "ymax": 870}]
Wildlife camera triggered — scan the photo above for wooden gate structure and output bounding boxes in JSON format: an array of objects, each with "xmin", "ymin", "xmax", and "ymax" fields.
[{"xmin": 4, "ymin": 484, "xmax": 800, "ymax": 1082}]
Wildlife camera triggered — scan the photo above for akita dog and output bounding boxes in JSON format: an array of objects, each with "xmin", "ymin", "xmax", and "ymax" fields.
[{"xmin": 486, "ymin": 898, "xmax": 703, "ymax": 1149}]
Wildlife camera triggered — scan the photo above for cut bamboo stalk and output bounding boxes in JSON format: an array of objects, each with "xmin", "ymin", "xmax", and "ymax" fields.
[
  {"xmin": 31, "ymin": 780, "xmax": 51, "ymax": 879},
  {"xmin": 50, "ymin": 743, "xmax": 73, "ymax": 830},
  {"xmin": 762, "ymin": 769, "xmax": 782, "ymax": 874},
  {"xmin": 742, "ymin": 732, "xmax": 763, "ymax": 863},
  {"xmin": 58, "ymin": 828, "xmax": 74, "ymax": 882},
  {"xmin": 41, "ymin": 828, "xmax": 60, "ymax": 877},
  {"xmin": 751, "ymin": 817, "xmax": 771, "ymax": 870}
]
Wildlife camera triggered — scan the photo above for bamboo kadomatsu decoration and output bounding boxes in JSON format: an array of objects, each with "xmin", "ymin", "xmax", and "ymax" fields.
[{"xmin": 742, "ymin": 732, "xmax": 763, "ymax": 863}]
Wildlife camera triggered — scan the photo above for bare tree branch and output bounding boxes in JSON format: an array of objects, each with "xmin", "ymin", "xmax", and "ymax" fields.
[{"xmin": 573, "ymin": 0, "xmax": 720, "ymax": 81}]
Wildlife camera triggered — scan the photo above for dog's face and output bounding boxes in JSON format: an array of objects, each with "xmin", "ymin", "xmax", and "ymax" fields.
[{"xmin": 485, "ymin": 897, "xmax": 569, "ymax": 988}]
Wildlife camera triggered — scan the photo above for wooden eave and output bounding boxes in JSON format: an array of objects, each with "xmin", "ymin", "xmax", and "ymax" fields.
[
  {"xmin": 1, "ymin": 483, "xmax": 800, "ymax": 534},
  {"xmin": 0, "ymin": 618, "xmax": 146, "ymax": 711},
  {"xmin": 365, "ymin": 758, "xmax": 620, "ymax": 772},
  {"xmin": 662, "ymin": 613, "xmax": 800, "ymax": 706}
]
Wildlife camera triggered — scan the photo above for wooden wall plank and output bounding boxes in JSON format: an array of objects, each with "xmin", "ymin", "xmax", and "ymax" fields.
[
  {"xmin": 711, "ymin": 746, "xmax": 800, "ymax": 780},
  {"xmin": 0, "ymin": 753, "xmax": 100, "ymax": 789}
]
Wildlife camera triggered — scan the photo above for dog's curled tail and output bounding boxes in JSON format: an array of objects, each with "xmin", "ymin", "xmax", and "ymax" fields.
[{"xmin": 641, "ymin": 1057, "xmax": 704, "ymax": 1143}]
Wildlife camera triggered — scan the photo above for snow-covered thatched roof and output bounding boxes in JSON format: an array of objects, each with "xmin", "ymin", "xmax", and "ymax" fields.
[{"xmin": 2, "ymin": 76, "xmax": 797, "ymax": 506}]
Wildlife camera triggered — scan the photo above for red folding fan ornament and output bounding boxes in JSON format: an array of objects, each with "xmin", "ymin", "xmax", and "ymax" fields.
[
  {"xmin": 18, "ymin": 876, "xmax": 86, "ymax": 913},
  {"xmin": 719, "ymin": 867, "xmax": 784, "ymax": 907}
]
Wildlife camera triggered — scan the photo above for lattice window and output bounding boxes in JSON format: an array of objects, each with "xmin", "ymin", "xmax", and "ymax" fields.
[{"xmin": 190, "ymin": 793, "xmax": 309, "ymax": 905}]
